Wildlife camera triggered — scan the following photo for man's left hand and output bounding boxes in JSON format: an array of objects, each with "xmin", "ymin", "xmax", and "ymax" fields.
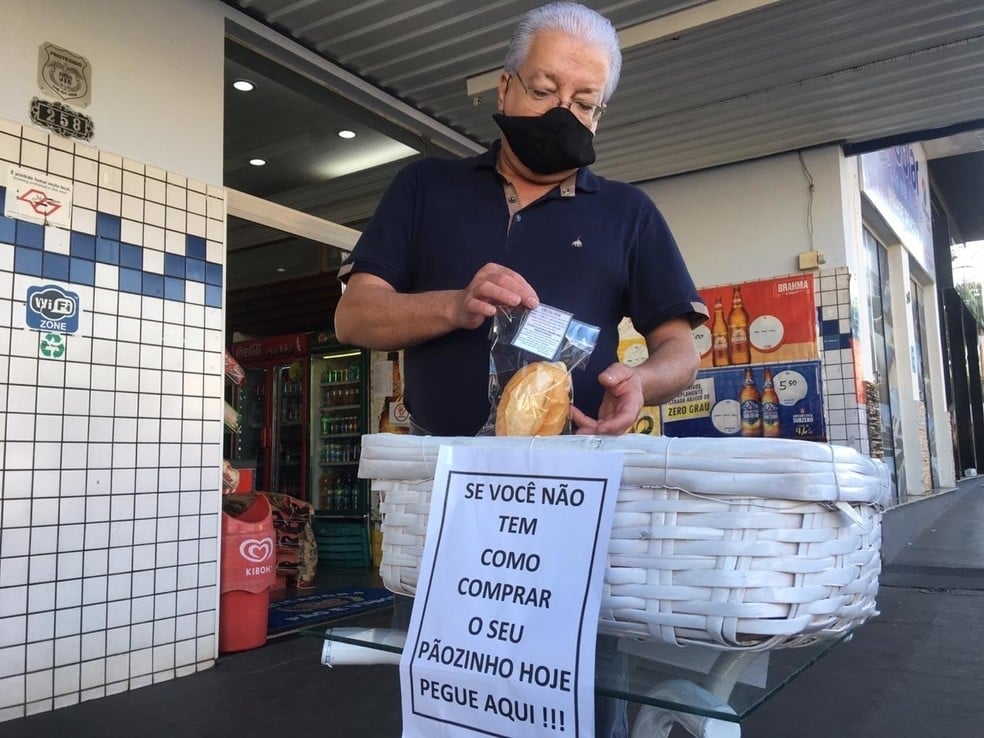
[{"xmin": 570, "ymin": 363, "xmax": 643, "ymax": 435}]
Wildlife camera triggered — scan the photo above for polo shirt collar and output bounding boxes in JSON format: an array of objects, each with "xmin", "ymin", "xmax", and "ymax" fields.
[{"xmin": 477, "ymin": 140, "xmax": 601, "ymax": 194}]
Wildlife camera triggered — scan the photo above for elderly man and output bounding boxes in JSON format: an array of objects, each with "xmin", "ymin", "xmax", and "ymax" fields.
[{"xmin": 336, "ymin": 2, "xmax": 707, "ymax": 439}]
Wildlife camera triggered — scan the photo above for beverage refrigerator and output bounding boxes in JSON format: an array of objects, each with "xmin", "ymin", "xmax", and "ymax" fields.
[
  {"xmin": 227, "ymin": 333, "xmax": 310, "ymax": 499},
  {"xmin": 307, "ymin": 330, "xmax": 372, "ymax": 567}
]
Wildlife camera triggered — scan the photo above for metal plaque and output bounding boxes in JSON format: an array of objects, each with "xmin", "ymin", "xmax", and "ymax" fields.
[
  {"xmin": 30, "ymin": 97, "xmax": 94, "ymax": 142},
  {"xmin": 37, "ymin": 42, "xmax": 91, "ymax": 106}
]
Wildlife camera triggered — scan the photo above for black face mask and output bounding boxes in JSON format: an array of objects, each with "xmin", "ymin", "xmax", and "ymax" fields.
[{"xmin": 493, "ymin": 107, "xmax": 596, "ymax": 174}]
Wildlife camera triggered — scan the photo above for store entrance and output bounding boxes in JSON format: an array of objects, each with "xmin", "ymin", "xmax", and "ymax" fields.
[{"xmin": 223, "ymin": 191, "xmax": 384, "ymax": 634}]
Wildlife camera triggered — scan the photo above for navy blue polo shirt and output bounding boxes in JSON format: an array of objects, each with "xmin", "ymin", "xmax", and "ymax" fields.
[{"xmin": 339, "ymin": 143, "xmax": 706, "ymax": 436}]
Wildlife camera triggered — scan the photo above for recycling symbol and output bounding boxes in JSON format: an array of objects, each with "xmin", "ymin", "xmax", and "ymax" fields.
[{"xmin": 40, "ymin": 332, "xmax": 65, "ymax": 359}]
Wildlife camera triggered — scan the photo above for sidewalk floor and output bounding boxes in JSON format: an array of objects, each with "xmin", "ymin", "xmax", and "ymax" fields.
[{"xmin": 5, "ymin": 479, "xmax": 984, "ymax": 738}]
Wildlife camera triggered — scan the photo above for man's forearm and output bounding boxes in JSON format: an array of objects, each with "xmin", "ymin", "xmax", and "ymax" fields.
[
  {"xmin": 635, "ymin": 336, "xmax": 700, "ymax": 406},
  {"xmin": 335, "ymin": 285, "xmax": 460, "ymax": 350}
]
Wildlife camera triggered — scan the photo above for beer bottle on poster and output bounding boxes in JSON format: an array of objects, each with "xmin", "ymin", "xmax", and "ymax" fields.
[
  {"xmin": 727, "ymin": 285, "xmax": 751, "ymax": 365},
  {"xmin": 761, "ymin": 367, "xmax": 781, "ymax": 437},
  {"xmin": 711, "ymin": 296, "xmax": 730, "ymax": 366},
  {"xmin": 739, "ymin": 368, "xmax": 762, "ymax": 437}
]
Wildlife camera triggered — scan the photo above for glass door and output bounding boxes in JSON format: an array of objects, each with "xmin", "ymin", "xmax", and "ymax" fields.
[
  {"xmin": 273, "ymin": 361, "xmax": 306, "ymax": 497},
  {"xmin": 232, "ymin": 366, "xmax": 270, "ymax": 489},
  {"xmin": 310, "ymin": 349, "xmax": 366, "ymax": 514}
]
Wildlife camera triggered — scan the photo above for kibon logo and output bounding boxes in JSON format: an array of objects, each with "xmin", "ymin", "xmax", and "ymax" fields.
[{"xmin": 239, "ymin": 537, "xmax": 273, "ymax": 563}]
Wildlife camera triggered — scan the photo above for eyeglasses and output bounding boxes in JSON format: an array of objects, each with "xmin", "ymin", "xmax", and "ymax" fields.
[{"xmin": 511, "ymin": 72, "xmax": 606, "ymax": 123}]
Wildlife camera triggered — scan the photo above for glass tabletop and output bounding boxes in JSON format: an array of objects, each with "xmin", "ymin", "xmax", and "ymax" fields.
[{"xmin": 301, "ymin": 608, "xmax": 851, "ymax": 723}]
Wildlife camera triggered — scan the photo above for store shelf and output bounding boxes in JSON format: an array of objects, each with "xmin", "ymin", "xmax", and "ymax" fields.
[{"xmin": 310, "ymin": 343, "xmax": 369, "ymax": 565}]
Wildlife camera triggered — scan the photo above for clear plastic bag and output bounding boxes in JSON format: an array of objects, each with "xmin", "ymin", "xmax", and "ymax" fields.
[{"xmin": 479, "ymin": 304, "xmax": 600, "ymax": 436}]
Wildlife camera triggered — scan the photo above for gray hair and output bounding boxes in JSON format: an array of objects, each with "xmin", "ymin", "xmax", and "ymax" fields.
[{"xmin": 504, "ymin": 2, "xmax": 622, "ymax": 103}]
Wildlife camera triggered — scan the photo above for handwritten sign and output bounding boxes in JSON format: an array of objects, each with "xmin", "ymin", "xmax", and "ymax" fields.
[{"xmin": 400, "ymin": 444, "xmax": 622, "ymax": 738}]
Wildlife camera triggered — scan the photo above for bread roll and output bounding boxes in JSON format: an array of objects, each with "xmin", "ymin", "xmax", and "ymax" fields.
[{"xmin": 495, "ymin": 361, "xmax": 572, "ymax": 436}]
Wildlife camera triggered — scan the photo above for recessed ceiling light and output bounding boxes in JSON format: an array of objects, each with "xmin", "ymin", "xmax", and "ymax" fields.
[
  {"xmin": 275, "ymin": 267, "xmax": 287, "ymax": 273},
  {"xmin": 233, "ymin": 79, "xmax": 255, "ymax": 92},
  {"xmin": 249, "ymin": 158, "xmax": 266, "ymax": 166},
  {"xmin": 337, "ymin": 129, "xmax": 357, "ymax": 140}
]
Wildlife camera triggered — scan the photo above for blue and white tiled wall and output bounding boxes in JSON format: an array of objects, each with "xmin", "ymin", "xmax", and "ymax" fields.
[
  {"xmin": 815, "ymin": 266, "xmax": 869, "ymax": 453},
  {"xmin": 0, "ymin": 118, "xmax": 226, "ymax": 720}
]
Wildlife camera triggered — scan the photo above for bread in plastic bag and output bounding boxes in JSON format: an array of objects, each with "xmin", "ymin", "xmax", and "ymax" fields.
[{"xmin": 480, "ymin": 305, "xmax": 599, "ymax": 436}]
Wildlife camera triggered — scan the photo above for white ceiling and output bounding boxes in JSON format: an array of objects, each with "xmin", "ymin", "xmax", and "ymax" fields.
[{"xmin": 221, "ymin": 0, "xmax": 984, "ymax": 286}]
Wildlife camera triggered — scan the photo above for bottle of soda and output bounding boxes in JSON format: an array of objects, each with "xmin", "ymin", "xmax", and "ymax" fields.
[
  {"xmin": 319, "ymin": 473, "xmax": 332, "ymax": 509},
  {"xmin": 333, "ymin": 477, "xmax": 345, "ymax": 511},
  {"xmin": 340, "ymin": 476, "xmax": 352, "ymax": 511}
]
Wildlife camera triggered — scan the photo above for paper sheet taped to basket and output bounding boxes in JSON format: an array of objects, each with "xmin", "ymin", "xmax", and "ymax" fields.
[
  {"xmin": 360, "ymin": 434, "xmax": 889, "ymax": 651},
  {"xmin": 399, "ymin": 443, "xmax": 622, "ymax": 738}
]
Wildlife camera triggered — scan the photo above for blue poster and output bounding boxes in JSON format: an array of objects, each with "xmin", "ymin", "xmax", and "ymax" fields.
[{"xmin": 661, "ymin": 360, "xmax": 826, "ymax": 441}]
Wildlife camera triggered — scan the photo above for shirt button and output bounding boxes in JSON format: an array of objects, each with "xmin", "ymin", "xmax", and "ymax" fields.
[
  {"xmin": 515, "ymin": 214, "xmax": 522, "ymax": 222},
  {"xmin": 508, "ymin": 195, "xmax": 517, "ymax": 203}
]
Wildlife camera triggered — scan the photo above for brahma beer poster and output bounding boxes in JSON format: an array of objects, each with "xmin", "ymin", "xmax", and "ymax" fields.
[
  {"xmin": 618, "ymin": 274, "xmax": 825, "ymax": 441},
  {"xmin": 694, "ymin": 275, "xmax": 818, "ymax": 369},
  {"xmin": 661, "ymin": 361, "xmax": 826, "ymax": 441}
]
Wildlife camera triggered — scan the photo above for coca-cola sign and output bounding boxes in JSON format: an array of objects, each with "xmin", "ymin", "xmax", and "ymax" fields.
[{"xmin": 231, "ymin": 333, "xmax": 308, "ymax": 362}]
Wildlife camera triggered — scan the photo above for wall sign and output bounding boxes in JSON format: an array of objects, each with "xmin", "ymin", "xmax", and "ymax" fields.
[
  {"xmin": 30, "ymin": 97, "xmax": 94, "ymax": 142},
  {"xmin": 5, "ymin": 165, "xmax": 73, "ymax": 228},
  {"xmin": 37, "ymin": 42, "xmax": 92, "ymax": 107},
  {"xmin": 860, "ymin": 144, "xmax": 934, "ymax": 279},
  {"xmin": 39, "ymin": 332, "xmax": 66, "ymax": 359},
  {"xmin": 231, "ymin": 333, "xmax": 309, "ymax": 362},
  {"xmin": 661, "ymin": 359, "xmax": 827, "ymax": 441},
  {"xmin": 695, "ymin": 275, "xmax": 819, "ymax": 369},
  {"xmin": 26, "ymin": 283, "xmax": 81, "ymax": 334}
]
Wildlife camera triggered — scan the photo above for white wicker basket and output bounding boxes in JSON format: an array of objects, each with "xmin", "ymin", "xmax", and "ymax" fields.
[{"xmin": 359, "ymin": 433, "xmax": 888, "ymax": 651}]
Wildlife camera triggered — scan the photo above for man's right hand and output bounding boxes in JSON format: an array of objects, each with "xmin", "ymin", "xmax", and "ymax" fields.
[
  {"xmin": 335, "ymin": 264, "xmax": 539, "ymax": 350},
  {"xmin": 453, "ymin": 262, "xmax": 540, "ymax": 330}
]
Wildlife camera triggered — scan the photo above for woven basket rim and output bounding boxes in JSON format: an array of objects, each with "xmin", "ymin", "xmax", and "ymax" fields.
[{"xmin": 359, "ymin": 433, "xmax": 890, "ymax": 506}]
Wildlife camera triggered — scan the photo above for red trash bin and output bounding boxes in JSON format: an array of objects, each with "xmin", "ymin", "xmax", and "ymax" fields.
[{"xmin": 219, "ymin": 494, "xmax": 276, "ymax": 653}]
